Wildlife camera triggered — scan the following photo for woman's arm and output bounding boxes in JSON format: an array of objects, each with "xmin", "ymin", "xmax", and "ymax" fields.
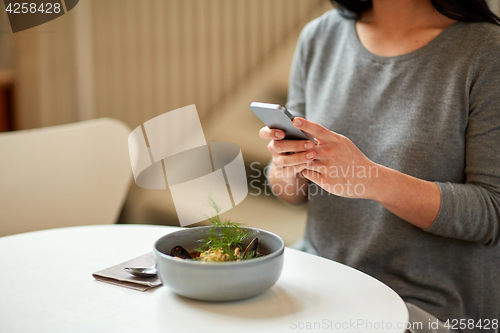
[
  {"xmin": 294, "ymin": 117, "xmax": 441, "ymax": 228},
  {"xmin": 368, "ymin": 165, "xmax": 441, "ymax": 229},
  {"xmin": 295, "ymin": 114, "xmax": 500, "ymax": 245}
]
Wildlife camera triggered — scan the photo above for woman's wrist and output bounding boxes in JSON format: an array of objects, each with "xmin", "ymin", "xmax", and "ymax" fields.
[
  {"xmin": 367, "ymin": 164, "xmax": 441, "ymax": 229},
  {"xmin": 364, "ymin": 163, "xmax": 391, "ymax": 202}
]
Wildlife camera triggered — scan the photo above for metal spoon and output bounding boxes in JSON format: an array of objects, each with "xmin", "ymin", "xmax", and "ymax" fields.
[{"xmin": 124, "ymin": 265, "xmax": 157, "ymax": 278}]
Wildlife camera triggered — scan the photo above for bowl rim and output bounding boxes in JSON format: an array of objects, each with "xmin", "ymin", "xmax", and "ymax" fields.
[{"xmin": 154, "ymin": 226, "xmax": 285, "ymax": 266}]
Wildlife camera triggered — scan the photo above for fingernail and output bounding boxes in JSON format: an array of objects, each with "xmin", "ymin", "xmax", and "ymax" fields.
[
  {"xmin": 294, "ymin": 118, "xmax": 302, "ymax": 126},
  {"xmin": 275, "ymin": 131, "xmax": 284, "ymax": 138},
  {"xmin": 305, "ymin": 142, "xmax": 313, "ymax": 149},
  {"xmin": 306, "ymin": 152, "xmax": 315, "ymax": 159}
]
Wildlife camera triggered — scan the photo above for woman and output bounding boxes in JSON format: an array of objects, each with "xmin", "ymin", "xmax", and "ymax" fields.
[{"xmin": 259, "ymin": 0, "xmax": 500, "ymax": 332}]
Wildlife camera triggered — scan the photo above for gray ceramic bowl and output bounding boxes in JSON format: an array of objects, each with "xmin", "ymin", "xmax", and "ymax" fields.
[{"xmin": 154, "ymin": 226, "xmax": 285, "ymax": 301}]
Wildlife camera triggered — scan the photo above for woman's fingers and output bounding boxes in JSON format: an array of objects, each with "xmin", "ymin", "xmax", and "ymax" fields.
[
  {"xmin": 293, "ymin": 117, "xmax": 340, "ymax": 143},
  {"xmin": 260, "ymin": 125, "xmax": 318, "ymax": 173},
  {"xmin": 259, "ymin": 126, "xmax": 285, "ymax": 140},
  {"xmin": 274, "ymin": 150, "xmax": 316, "ymax": 167},
  {"xmin": 273, "ymin": 139, "xmax": 315, "ymax": 154}
]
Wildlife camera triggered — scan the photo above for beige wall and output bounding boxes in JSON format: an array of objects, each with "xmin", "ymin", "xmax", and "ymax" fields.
[
  {"xmin": 3, "ymin": 0, "xmax": 329, "ymax": 132},
  {"xmin": 0, "ymin": 7, "xmax": 12, "ymax": 69}
]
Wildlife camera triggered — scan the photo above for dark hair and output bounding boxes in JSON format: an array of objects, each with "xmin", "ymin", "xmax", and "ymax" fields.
[{"xmin": 330, "ymin": 0, "xmax": 500, "ymax": 26}]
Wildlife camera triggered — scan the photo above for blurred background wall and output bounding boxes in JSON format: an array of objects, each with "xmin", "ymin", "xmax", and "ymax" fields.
[
  {"xmin": 0, "ymin": 0, "xmax": 333, "ymax": 244},
  {"xmin": 0, "ymin": 0, "xmax": 499, "ymax": 243},
  {"xmin": 0, "ymin": 0, "xmax": 331, "ymax": 131}
]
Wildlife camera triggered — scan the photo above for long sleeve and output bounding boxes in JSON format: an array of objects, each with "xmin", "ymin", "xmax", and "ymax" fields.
[{"xmin": 427, "ymin": 30, "xmax": 500, "ymax": 246}]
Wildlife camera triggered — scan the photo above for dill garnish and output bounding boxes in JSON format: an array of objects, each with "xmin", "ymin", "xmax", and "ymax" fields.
[{"xmin": 195, "ymin": 197, "xmax": 254, "ymax": 261}]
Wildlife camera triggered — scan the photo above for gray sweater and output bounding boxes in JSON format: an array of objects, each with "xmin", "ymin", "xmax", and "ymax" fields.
[{"xmin": 287, "ymin": 10, "xmax": 500, "ymax": 329}]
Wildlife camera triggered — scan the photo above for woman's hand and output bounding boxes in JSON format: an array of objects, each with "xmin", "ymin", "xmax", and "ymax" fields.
[
  {"xmin": 292, "ymin": 117, "xmax": 380, "ymax": 199},
  {"xmin": 292, "ymin": 117, "xmax": 441, "ymax": 228},
  {"xmin": 259, "ymin": 126, "xmax": 316, "ymax": 184},
  {"xmin": 259, "ymin": 117, "xmax": 440, "ymax": 226},
  {"xmin": 258, "ymin": 126, "xmax": 314, "ymax": 205}
]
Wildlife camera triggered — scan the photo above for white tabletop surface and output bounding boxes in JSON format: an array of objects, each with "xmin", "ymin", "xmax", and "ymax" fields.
[{"xmin": 0, "ymin": 225, "xmax": 409, "ymax": 333}]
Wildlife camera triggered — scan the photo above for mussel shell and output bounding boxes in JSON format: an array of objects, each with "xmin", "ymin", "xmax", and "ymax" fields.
[
  {"xmin": 243, "ymin": 237, "xmax": 258, "ymax": 258},
  {"xmin": 170, "ymin": 245, "xmax": 193, "ymax": 259}
]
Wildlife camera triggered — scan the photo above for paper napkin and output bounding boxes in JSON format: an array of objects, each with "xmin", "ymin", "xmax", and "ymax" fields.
[{"xmin": 92, "ymin": 252, "xmax": 162, "ymax": 292}]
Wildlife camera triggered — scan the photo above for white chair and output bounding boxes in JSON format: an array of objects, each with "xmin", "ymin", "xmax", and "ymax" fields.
[{"xmin": 0, "ymin": 118, "xmax": 132, "ymax": 237}]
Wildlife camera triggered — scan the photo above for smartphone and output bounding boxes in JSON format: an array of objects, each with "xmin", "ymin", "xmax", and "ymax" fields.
[{"xmin": 250, "ymin": 102, "xmax": 315, "ymax": 142}]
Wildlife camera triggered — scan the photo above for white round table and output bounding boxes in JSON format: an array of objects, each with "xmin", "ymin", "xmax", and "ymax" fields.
[{"xmin": 0, "ymin": 225, "xmax": 408, "ymax": 332}]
